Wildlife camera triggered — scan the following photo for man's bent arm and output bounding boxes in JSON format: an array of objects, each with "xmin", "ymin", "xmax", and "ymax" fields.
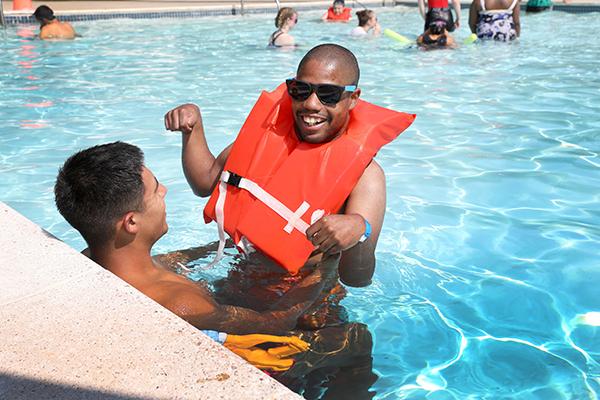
[
  {"xmin": 168, "ymin": 259, "xmax": 336, "ymax": 335},
  {"xmin": 418, "ymin": 0, "xmax": 427, "ymax": 19},
  {"xmin": 338, "ymin": 161, "xmax": 386, "ymax": 287},
  {"xmin": 165, "ymin": 104, "xmax": 231, "ymax": 197},
  {"xmin": 182, "ymin": 128, "xmax": 231, "ymax": 197},
  {"xmin": 452, "ymin": 0, "xmax": 462, "ymax": 26}
]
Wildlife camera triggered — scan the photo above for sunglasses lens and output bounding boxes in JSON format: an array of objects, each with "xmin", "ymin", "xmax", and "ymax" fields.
[
  {"xmin": 286, "ymin": 79, "xmax": 311, "ymax": 101},
  {"xmin": 316, "ymin": 84, "xmax": 344, "ymax": 105}
]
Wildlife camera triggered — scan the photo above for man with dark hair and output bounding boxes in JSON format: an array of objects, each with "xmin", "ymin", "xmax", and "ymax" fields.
[
  {"xmin": 33, "ymin": 5, "xmax": 76, "ymax": 40},
  {"xmin": 56, "ymin": 141, "xmax": 376, "ymax": 391},
  {"xmin": 55, "ymin": 141, "xmax": 336, "ymax": 337}
]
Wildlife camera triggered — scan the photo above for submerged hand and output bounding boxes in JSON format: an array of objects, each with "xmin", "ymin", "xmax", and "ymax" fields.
[
  {"xmin": 164, "ymin": 103, "xmax": 202, "ymax": 135},
  {"xmin": 306, "ymin": 214, "xmax": 366, "ymax": 256}
]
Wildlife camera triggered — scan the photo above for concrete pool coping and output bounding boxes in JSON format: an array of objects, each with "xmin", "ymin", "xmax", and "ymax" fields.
[
  {"xmin": 3, "ymin": 0, "xmax": 600, "ymax": 25},
  {"xmin": 0, "ymin": 201, "xmax": 302, "ymax": 400}
]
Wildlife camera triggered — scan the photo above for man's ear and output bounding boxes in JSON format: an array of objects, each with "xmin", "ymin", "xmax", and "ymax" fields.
[
  {"xmin": 120, "ymin": 211, "xmax": 139, "ymax": 235},
  {"xmin": 348, "ymin": 88, "xmax": 361, "ymax": 110}
]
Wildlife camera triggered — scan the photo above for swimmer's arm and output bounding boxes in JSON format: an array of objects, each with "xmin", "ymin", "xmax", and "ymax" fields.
[
  {"xmin": 153, "ymin": 241, "xmax": 233, "ymax": 271},
  {"xmin": 337, "ymin": 161, "xmax": 385, "ymax": 287},
  {"xmin": 447, "ymin": 34, "xmax": 458, "ymax": 47},
  {"xmin": 469, "ymin": 1, "xmax": 479, "ymax": 34},
  {"xmin": 321, "ymin": 11, "xmax": 329, "ymax": 21},
  {"xmin": 451, "ymin": 0, "xmax": 462, "ymax": 27},
  {"xmin": 164, "ymin": 104, "xmax": 232, "ymax": 197},
  {"xmin": 513, "ymin": 2, "xmax": 521, "ymax": 36},
  {"xmin": 306, "ymin": 161, "xmax": 384, "ymax": 287},
  {"xmin": 166, "ymin": 264, "xmax": 333, "ymax": 334},
  {"xmin": 418, "ymin": 0, "xmax": 427, "ymax": 19}
]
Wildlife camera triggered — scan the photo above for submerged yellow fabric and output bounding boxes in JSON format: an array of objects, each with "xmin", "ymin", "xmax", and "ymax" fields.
[{"xmin": 224, "ymin": 334, "xmax": 310, "ymax": 371}]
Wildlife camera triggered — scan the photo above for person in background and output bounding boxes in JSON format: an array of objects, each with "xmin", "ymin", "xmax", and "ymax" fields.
[
  {"xmin": 418, "ymin": 0, "xmax": 461, "ymax": 32},
  {"xmin": 526, "ymin": 0, "xmax": 551, "ymax": 12},
  {"xmin": 469, "ymin": 0, "xmax": 520, "ymax": 41},
  {"xmin": 269, "ymin": 7, "xmax": 298, "ymax": 47},
  {"xmin": 350, "ymin": 9, "xmax": 381, "ymax": 37},
  {"xmin": 417, "ymin": 11, "xmax": 457, "ymax": 49},
  {"xmin": 321, "ymin": 0, "xmax": 352, "ymax": 22},
  {"xmin": 33, "ymin": 5, "xmax": 77, "ymax": 40}
]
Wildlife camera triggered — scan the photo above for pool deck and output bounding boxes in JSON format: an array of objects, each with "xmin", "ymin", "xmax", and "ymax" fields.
[{"xmin": 0, "ymin": 202, "xmax": 301, "ymax": 400}]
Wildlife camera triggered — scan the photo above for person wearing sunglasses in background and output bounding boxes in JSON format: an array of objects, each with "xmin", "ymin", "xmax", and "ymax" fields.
[
  {"xmin": 268, "ymin": 7, "xmax": 298, "ymax": 47},
  {"xmin": 164, "ymin": 44, "xmax": 414, "ymax": 396}
]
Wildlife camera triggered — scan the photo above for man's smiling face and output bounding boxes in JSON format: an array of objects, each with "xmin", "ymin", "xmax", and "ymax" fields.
[{"xmin": 291, "ymin": 58, "xmax": 360, "ymax": 144}]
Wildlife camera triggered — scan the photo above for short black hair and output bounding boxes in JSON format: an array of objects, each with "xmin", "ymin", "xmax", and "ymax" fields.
[
  {"xmin": 33, "ymin": 5, "xmax": 55, "ymax": 21},
  {"xmin": 55, "ymin": 142, "xmax": 145, "ymax": 247},
  {"xmin": 297, "ymin": 43, "xmax": 360, "ymax": 86},
  {"xmin": 333, "ymin": 0, "xmax": 345, "ymax": 6}
]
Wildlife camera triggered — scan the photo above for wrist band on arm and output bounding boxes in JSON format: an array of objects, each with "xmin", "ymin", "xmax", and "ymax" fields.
[{"xmin": 358, "ymin": 217, "xmax": 372, "ymax": 243}]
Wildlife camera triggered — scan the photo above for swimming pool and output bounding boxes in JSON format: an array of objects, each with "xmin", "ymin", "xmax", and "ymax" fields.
[{"xmin": 1, "ymin": 7, "xmax": 599, "ymax": 399}]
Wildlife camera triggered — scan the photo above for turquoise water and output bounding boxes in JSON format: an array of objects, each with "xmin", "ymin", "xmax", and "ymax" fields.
[{"xmin": 1, "ymin": 8, "xmax": 599, "ymax": 399}]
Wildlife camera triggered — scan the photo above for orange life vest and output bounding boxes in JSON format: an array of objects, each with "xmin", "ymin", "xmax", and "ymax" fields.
[
  {"xmin": 203, "ymin": 83, "xmax": 415, "ymax": 275},
  {"xmin": 327, "ymin": 6, "xmax": 352, "ymax": 21}
]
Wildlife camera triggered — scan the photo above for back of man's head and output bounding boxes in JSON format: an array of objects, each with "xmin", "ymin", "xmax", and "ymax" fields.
[
  {"xmin": 33, "ymin": 5, "xmax": 55, "ymax": 22},
  {"xmin": 297, "ymin": 43, "xmax": 360, "ymax": 86},
  {"xmin": 55, "ymin": 142, "xmax": 145, "ymax": 247}
]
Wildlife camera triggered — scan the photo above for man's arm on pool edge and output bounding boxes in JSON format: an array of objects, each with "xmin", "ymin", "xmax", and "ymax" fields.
[{"xmin": 164, "ymin": 104, "xmax": 232, "ymax": 197}]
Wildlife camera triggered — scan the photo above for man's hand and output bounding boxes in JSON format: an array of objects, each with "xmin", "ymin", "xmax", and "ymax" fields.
[
  {"xmin": 306, "ymin": 214, "xmax": 366, "ymax": 256},
  {"xmin": 164, "ymin": 104, "xmax": 202, "ymax": 135}
]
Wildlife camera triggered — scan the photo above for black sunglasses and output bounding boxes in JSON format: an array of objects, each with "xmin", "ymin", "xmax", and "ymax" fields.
[{"xmin": 286, "ymin": 78, "xmax": 357, "ymax": 106}]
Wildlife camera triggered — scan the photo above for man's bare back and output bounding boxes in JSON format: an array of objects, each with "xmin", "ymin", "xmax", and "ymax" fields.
[{"xmin": 40, "ymin": 20, "xmax": 76, "ymax": 40}]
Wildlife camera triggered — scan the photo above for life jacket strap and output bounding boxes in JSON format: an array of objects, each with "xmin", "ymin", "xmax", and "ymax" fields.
[
  {"xmin": 222, "ymin": 170, "xmax": 311, "ymax": 234},
  {"xmin": 206, "ymin": 170, "xmax": 313, "ymax": 268}
]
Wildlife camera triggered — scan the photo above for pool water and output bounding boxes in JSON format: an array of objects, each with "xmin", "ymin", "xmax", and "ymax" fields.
[{"xmin": 1, "ymin": 8, "xmax": 599, "ymax": 399}]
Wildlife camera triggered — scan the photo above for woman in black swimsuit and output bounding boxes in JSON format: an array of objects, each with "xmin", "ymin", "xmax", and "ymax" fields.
[{"xmin": 269, "ymin": 7, "xmax": 298, "ymax": 47}]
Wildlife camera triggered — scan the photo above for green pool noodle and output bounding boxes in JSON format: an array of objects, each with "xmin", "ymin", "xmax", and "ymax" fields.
[
  {"xmin": 383, "ymin": 29, "xmax": 412, "ymax": 44},
  {"xmin": 463, "ymin": 33, "xmax": 478, "ymax": 44}
]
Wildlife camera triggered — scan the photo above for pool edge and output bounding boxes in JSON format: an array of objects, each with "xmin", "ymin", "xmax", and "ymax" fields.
[{"xmin": 0, "ymin": 201, "xmax": 302, "ymax": 400}]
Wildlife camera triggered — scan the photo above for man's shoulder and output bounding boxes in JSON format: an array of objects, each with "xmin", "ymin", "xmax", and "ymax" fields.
[{"xmin": 151, "ymin": 277, "xmax": 216, "ymax": 317}]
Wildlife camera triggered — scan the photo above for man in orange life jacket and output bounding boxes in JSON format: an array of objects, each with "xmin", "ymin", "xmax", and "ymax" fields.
[{"xmin": 164, "ymin": 44, "xmax": 410, "ymax": 330}]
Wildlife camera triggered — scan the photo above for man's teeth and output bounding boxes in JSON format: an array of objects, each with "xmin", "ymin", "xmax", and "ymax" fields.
[{"xmin": 303, "ymin": 116, "xmax": 325, "ymax": 126}]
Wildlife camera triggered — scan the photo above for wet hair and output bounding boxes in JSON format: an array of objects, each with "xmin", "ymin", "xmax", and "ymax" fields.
[
  {"xmin": 275, "ymin": 7, "xmax": 296, "ymax": 28},
  {"xmin": 55, "ymin": 141, "xmax": 145, "ymax": 247},
  {"xmin": 429, "ymin": 20, "xmax": 447, "ymax": 35},
  {"xmin": 356, "ymin": 9, "xmax": 374, "ymax": 27},
  {"xmin": 297, "ymin": 43, "xmax": 360, "ymax": 86},
  {"xmin": 428, "ymin": 8, "xmax": 449, "ymax": 34},
  {"xmin": 333, "ymin": 0, "xmax": 345, "ymax": 6},
  {"xmin": 33, "ymin": 5, "xmax": 55, "ymax": 21}
]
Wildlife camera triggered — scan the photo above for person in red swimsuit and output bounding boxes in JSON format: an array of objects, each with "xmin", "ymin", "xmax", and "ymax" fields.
[
  {"xmin": 321, "ymin": 0, "xmax": 352, "ymax": 22},
  {"xmin": 418, "ymin": 0, "xmax": 462, "ymax": 31}
]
